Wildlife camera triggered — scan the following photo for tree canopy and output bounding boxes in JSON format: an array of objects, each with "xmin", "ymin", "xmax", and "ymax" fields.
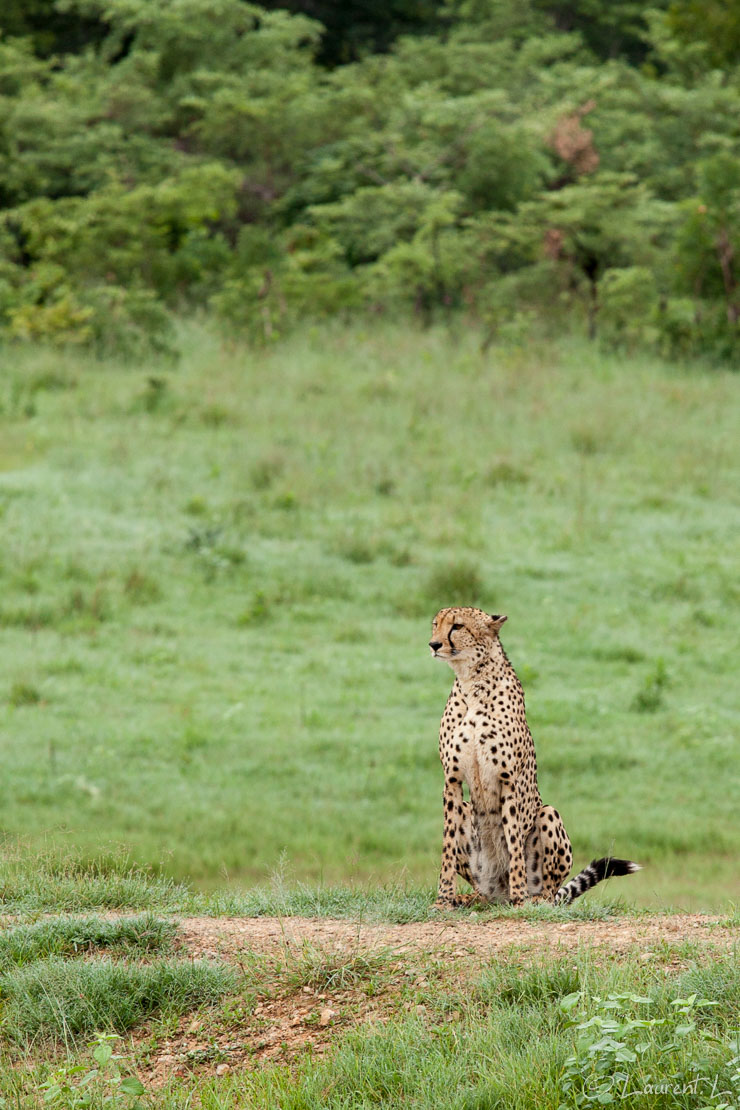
[{"xmin": 1, "ymin": 0, "xmax": 739, "ymax": 357}]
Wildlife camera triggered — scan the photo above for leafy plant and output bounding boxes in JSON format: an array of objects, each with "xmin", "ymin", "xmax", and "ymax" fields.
[
  {"xmin": 558, "ymin": 990, "xmax": 732, "ymax": 1108},
  {"xmin": 39, "ymin": 1033, "xmax": 145, "ymax": 1107}
]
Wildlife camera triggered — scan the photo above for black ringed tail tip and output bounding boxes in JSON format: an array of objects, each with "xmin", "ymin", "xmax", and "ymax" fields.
[{"xmin": 555, "ymin": 856, "xmax": 642, "ymax": 906}]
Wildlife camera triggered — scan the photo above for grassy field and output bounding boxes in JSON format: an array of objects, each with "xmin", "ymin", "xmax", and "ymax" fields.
[{"xmin": 1, "ymin": 319, "xmax": 738, "ymax": 910}]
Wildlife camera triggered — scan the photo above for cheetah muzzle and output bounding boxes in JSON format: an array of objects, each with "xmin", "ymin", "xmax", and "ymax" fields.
[{"xmin": 430, "ymin": 606, "xmax": 641, "ymax": 908}]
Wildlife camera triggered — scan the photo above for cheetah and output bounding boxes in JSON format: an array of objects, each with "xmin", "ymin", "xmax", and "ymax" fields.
[{"xmin": 429, "ymin": 606, "xmax": 640, "ymax": 908}]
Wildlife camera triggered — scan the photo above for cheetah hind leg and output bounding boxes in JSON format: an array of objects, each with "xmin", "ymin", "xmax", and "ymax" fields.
[{"xmin": 526, "ymin": 805, "xmax": 573, "ymax": 903}]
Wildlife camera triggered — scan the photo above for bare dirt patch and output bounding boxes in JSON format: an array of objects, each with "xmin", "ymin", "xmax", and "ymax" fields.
[
  {"xmin": 137, "ymin": 913, "xmax": 735, "ymax": 1087},
  {"xmin": 176, "ymin": 912, "xmax": 732, "ymax": 963}
]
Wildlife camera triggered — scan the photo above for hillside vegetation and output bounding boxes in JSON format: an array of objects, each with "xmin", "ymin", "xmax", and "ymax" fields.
[{"xmin": 1, "ymin": 0, "xmax": 740, "ymax": 358}]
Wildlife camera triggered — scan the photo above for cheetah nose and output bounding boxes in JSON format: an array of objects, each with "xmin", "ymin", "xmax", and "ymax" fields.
[{"xmin": 429, "ymin": 641, "xmax": 443, "ymax": 652}]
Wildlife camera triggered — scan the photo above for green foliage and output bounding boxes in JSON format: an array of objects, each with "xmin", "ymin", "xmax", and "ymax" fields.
[
  {"xmin": 558, "ymin": 989, "xmax": 739, "ymax": 1107},
  {"xmin": 8, "ymin": 679, "xmax": 42, "ymax": 706},
  {"xmin": 0, "ymin": 0, "xmax": 107, "ymax": 58},
  {"xmin": 666, "ymin": 0, "xmax": 740, "ymax": 70},
  {"xmin": 39, "ymin": 1033, "xmax": 145, "ymax": 1108},
  {"xmin": 262, "ymin": 0, "xmax": 445, "ymax": 67},
  {"xmin": 599, "ymin": 266, "xmax": 661, "ymax": 351},
  {"xmin": 424, "ymin": 561, "xmax": 485, "ymax": 609},
  {"xmin": 631, "ymin": 659, "xmax": 669, "ymax": 714},
  {"xmin": 0, "ymin": 0, "xmax": 740, "ymax": 356},
  {"xmin": 533, "ymin": 0, "xmax": 671, "ymax": 64}
]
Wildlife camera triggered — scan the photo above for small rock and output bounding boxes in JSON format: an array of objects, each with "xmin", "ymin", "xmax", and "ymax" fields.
[
  {"xmin": 319, "ymin": 1007, "xmax": 336, "ymax": 1026},
  {"xmin": 215, "ymin": 1064, "xmax": 230, "ymax": 1076}
]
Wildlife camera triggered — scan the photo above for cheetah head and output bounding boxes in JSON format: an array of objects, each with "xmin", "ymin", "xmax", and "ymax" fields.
[{"xmin": 429, "ymin": 607, "xmax": 507, "ymax": 670}]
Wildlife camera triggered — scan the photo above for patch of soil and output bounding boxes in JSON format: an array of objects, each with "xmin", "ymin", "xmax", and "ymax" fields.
[
  {"xmin": 138, "ymin": 913, "xmax": 734, "ymax": 1087},
  {"xmin": 176, "ymin": 912, "xmax": 731, "ymax": 963},
  {"xmin": 139, "ymin": 979, "xmax": 389, "ymax": 1086}
]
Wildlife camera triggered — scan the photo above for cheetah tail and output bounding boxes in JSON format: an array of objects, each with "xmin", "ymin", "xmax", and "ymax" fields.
[{"xmin": 554, "ymin": 857, "xmax": 642, "ymax": 906}]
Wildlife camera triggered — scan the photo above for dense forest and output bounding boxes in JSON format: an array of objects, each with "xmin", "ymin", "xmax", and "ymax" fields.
[{"xmin": 1, "ymin": 0, "xmax": 739, "ymax": 358}]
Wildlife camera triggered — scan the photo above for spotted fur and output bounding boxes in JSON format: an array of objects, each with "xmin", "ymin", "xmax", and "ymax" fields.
[{"xmin": 429, "ymin": 607, "xmax": 640, "ymax": 908}]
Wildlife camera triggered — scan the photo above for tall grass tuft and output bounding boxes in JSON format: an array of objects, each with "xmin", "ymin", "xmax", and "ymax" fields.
[
  {"xmin": 0, "ymin": 843, "xmax": 188, "ymax": 914},
  {"xmin": 1, "ymin": 957, "xmax": 236, "ymax": 1045},
  {"xmin": 0, "ymin": 914, "xmax": 176, "ymax": 970}
]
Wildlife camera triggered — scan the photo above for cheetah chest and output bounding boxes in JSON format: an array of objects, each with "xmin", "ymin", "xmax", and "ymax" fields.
[
  {"xmin": 455, "ymin": 711, "xmax": 509, "ymax": 874},
  {"xmin": 456, "ymin": 711, "xmax": 507, "ymax": 801}
]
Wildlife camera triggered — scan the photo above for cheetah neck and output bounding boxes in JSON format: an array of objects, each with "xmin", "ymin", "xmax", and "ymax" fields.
[{"xmin": 450, "ymin": 638, "xmax": 514, "ymax": 696}]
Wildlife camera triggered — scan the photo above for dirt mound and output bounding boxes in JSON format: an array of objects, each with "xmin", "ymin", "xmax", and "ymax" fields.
[
  {"xmin": 133, "ymin": 912, "xmax": 736, "ymax": 1086},
  {"xmin": 176, "ymin": 912, "xmax": 730, "ymax": 963}
]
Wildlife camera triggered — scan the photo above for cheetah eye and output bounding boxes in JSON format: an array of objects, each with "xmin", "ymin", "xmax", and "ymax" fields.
[{"xmin": 451, "ymin": 623, "xmax": 464, "ymax": 631}]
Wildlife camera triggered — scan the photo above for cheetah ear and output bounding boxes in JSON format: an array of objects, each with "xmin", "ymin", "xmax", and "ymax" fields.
[{"xmin": 488, "ymin": 613, "xmax": 508, "ymax": 633}]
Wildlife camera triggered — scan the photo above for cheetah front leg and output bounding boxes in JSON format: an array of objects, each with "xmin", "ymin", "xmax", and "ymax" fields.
[
  {"xmin": 500, "ymin": 784, "xmax": 527, "ymax": 906},
  {"xmin": 434, "ymin": 778, "xmax": 468, "ymax": 908}
]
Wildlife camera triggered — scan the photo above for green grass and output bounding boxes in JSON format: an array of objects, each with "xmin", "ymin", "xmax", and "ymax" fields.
[
  {"xmin": 0, "ymin": 914, "xmax": 175, "ymax": 969},
  {"xmin": 1, "ymin": 955, "xmax": 236, "ymax": 1046},
  {"xmin": 0, "ymin": 846, "xmax": 641, "ymax": 921},
  {"xmin": 3, "ymin": 948, "xmax": 725, "ymax": 1110},
  {"xmin": 0, "ymin": 843, "xmax": 187, "ymax": 914},
  {"xmin": 279, "ymin": 942, "xmax": 396, "ymax": 994},
  {"xmin": 0, "ymin": 896, "xmax": 735, "ymax": 1105},
  {"xmin": 0, "ymin": 319, "xmax": 738, "ymax": 910},
  {"xmin": 197, "ymin": 876, "xmax": 642, "ymax": 923}
]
